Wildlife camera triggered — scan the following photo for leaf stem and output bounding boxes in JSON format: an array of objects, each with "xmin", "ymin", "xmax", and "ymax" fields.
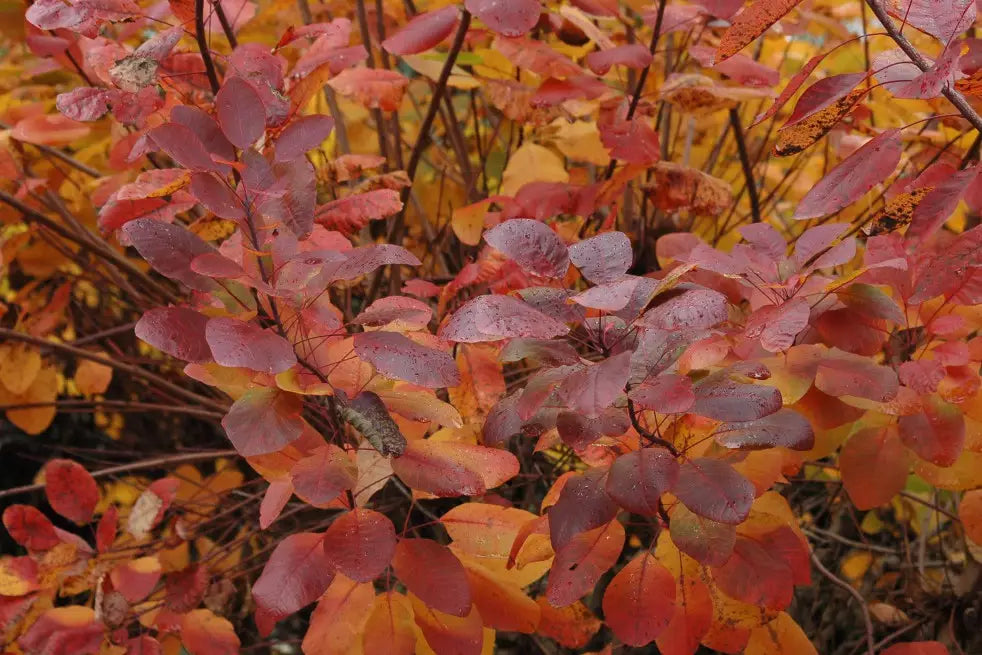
[{"xmin": 729, "ymin": 107, "xmax": 762, "ymax": 223}]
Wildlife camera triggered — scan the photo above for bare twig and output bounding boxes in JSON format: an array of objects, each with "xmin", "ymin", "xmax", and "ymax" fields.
[
  {"xmin": 811, "ymin": 550, "xmax": 876, "ymax": 655},
  {"xmin": 194, "ymin": 0, "xmax": 222, "ymax": 94},
  {"xmin": 730, "ymin": 107, "xmax": 762, "ymax": 223},
  {"xmin": 0, "ymin": 450, "xmax": 237, "ymax": 500}
]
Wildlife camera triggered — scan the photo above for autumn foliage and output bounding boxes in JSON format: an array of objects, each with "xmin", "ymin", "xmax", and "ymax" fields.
[{"xmin": 2, "ymin": 0, "xmax": 982, "ymax": 653}]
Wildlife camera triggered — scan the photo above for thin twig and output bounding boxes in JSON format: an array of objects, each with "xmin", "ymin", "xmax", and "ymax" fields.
[
  {"xmin": 194, "ymin": 0, "xmax": 222, "ymax": 94},
  {"xmin": 729, "ymin": 107, "xmax": 762, "ymax": 223},
  {"xmin": 811, "ymin": 550, "xmax": 876, "ymax": 655},
  {"xmin": 0, "ymin": 450, "xmax": 237, "ymax": 500}
]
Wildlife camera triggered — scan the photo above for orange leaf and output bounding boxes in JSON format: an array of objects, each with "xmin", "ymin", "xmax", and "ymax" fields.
[
  {"xmin": 716, "ymin": 0, "xmax": 802, "ymax": 62},
  {"xmin": 181, "ymin": 608, "xmax": 240, "ymax": 655},
  {"xmin": 302, "ymin": 575, "xmax": 375, "ymax": 655}
]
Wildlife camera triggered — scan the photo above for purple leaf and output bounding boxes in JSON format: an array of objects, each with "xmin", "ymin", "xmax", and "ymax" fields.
[
  {"xmin": 743, "ymin": 298, "xmax": 811, "ymax": 353},
  {"xmin": 783, "ymin": 73, "xmax": 866, "ymax": 127},
  {"xmin": 223, "ymin": 388, "xmax": 304, "ymax": 456},
  {"xmin": 549, "ymin": 469, "xmax": 619, "ymax": 550},
  {"xmin": 439, "ymin": 294, "xmax": 569, "ymax": 342},
  {"xmin": 907, "ymin": 165, "xmax": 979, "ymax": 241},
  {"xmin": 56, "ymin": 88, "xmax": 116, "ymax": 122},
  {"xmin": 382, "ymin": 5, "xmax": 459, "ymax": 55},
  {"xmin": 556, "ymin": 350, "xmax": 631, "ymax": 417},
  {"xmin": 206, "ymin": 317, "xmax": 297, "ymax": 373},
  {"xmin": 568, "ymin": 231, "xmax": 633, "ymax": 283},
  {"xmin": 585, "ymin": 44, "xmax": 653, "ymax": 75},
  {"xmin": 714, "ymin": 408, "xmax": 815, "ymax": 450},
  {"xmin": 120, "ymin": 218, "xmax": 217, "ymax": 291},
  {"xmin": 483, "ymin": 219, "xmax": 570, "ymax": 278},
  {"xmin": 171, "ymin": 106, "xmax": 235, "ymax": 163},
  {"xmin": 465, "ymin": 0, "xmax": 541, "ymax": 36},
  {"xmin": 216, "ymin": 76, "xmax": 266, "ymax": 149},
  {"xmin": 794, "ymin": 129, "xmax": 903, "ymax": 220},
  {"xmin": 641, "ymin": 287, "xmax": 728, "ymax": 330},
  {"xmin": 673, "ymin": 458, "xmax": 754, "ymax": 524},
  {"xmin": 134, "ymin": 307, "xmax": 211, "ymax": 363},
  {"xmin": 628, "ymin": 374, "xmax": 694, "ymax": 414},
  {"xmin": 815, "ymin": 348, "xmax": 899, "ymax": 402},
  {"xmin": 273, "ymin": 115, "xmax": 335, "ymax": 162},
  {"xmin": 691, "ymin": 369, "xmax": 782, "ymax": 421},
  {"xmin": 190, "ymin": 172, "xmax": 245, "ymax": 219},
  {"xmin": 354, "ymin": 331, "xmax": 460, "ymax": 388},
  {"xmin": 605, "ymin": 448, "xmax": 679, "ymax": 516},
  {"xmin": 148, "ymin": 123, "xmax": 223, "ymax": 172}
]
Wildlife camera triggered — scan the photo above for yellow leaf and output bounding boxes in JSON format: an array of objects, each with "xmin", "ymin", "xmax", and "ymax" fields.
[
  {"xmin": 500, "ymin": 143, "xmax": 569, "ymax": 196},
  {"xmin": 745, "ymin": 612, "xmax": 818, "ymax": 655},
  {"xmin": 75, "ymin": 356, "xmax": 112, "ymax": 395},
  {"xmin": 452, "ymin": 199, "xmax": 491, "ymax": 246},
  {"xmin": 403, "ymin": 54, "xmax": 481, "ymax": 90},
  {"xmin": 0, "ymin": 341, "xmax": 41, "ymax": 394},
  {"xmin": 4, "ymin": 362, "xmax": 58, "ymax": 434},
  {"xmin": 840, "ymin": 551, "xmax": 873, "ymax": 582},
  {"xmin": 550, "ymin": 119, "xmax": 610, "ymax": 166}
]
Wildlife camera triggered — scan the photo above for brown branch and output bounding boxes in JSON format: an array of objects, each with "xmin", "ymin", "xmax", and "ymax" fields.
[
  {"xmin": 0, "ymin": 399, "xmax": 223, "ymax": 420},
  {"xmin": 730, "ymin": 107, "xmax": 762, "ymax": 223},
  {"xmin": 865, "ymin": 0, "xmax": 982, "ymax": 133},
  {"xmin": 0, "ymin": 328, "xmax": 228, "ymax": 413},
  {"xmin": 810, "ymin": 550, "xmax": 876, "ymax": 655},
  {"xmin": 1, "ymin": 123, "xmax": 101, "ymax": 177},
  {"xmin": 211, "ymin": 0, "xmax": 238, "ymax": 48},
  {"xmin": 194, "ymin": 0, "xmax": 222, "ymax": 94},
  {"xmin": 0, "ymin": 450, "xmax": 237, "ymax": 500}
]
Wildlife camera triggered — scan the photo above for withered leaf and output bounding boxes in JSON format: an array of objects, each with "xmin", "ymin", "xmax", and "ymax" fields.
[
  {"xmin": 340, "ymin": 391, "xmax": 408, "ymax": 457},
  {"xmin": 867, "ymin": 187, "xmax": 933, "ymax": 235},
  {"xmin": 644, "ymin": 162, "xmax": 733, "ymax": 214},
  {"xmin": 774, "ymin": 87, "xmax": 866, "ymax": 156}
]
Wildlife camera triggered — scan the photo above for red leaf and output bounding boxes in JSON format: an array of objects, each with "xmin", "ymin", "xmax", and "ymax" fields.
[
  {"xmin": 815, "ymin": 348, "xmax": 899, "ymax": 401},
  {"xmin": 711, "ymin": 536, "xmax": 794, "ymax": 609},
  {"xmin": 327, "ymin": 68, "xmax": 409, "ymax": 111},
  {"xmin": 354, "ymin": 331, "xmax": 460, "ymax": 388},
  {"xmin": 898, "ymin": 359, "xmax": 945, "ymax": 393},
  {"xmin": 189, "ymin": 172, "xmax": 245, "ymax": 220},
  {"xmin": 655, "ymin": 575, "xmax": 713, "ymax": 655},
  {"xmin": 568, "ymin": 231, "xmax": 633, "ymax": 283},
  {"xmin": 259, "ymin": 479, "xmax": 292, "ymax": 529},
  {"xmin": 253, "ymin": 532, "xmax": 336, "ymax": 634},
  {"xmin": 691, "ymin": 45, "xmax": 779, "ymax": 86},
  {"xmin": 841, "ymin": 426, "xmax": 909, "ymax": 509},
  {"xmin": 546, "ymin": 520, "xmax": 625, "ymax": 607},
  {"xmin": 96, "ymin": 505, "xmax": 118, "ymax": 553},
  {"xmin": 205, "ymin": 317, "xmax": 297, "ymax": 374},
  {"xmin": 110, "ymin": 557, "xmax": 162, "ymax": 602},
  {"xmin": 669, "ymin": 502, "xmax": 735, "ymax": 566},
  {"xmin": 382, "ymin": 6, "xmax": 459, "ymax": 55},
  {"xmin": 907, "ymin": 165, "xmax": 979, "ymax": 241},
  {"xmin": 887, "ymin": 0, "xmax": 975, "ymax": 42},
  {"xmin": 465, "ymin": 0, "xmax": 541, "ymax": 36},
  {"xmin": 392, "ymin": 538, "xmax": 472, "ymax": 616},
  {"xmin": 899, "ymin": 394, "xmax": 965, "ymax": 466},
  {"xmin": 794, "ymin": 129, "xmax": 903, "ymax": 220},
  {"xmin": 19, "ymin": 607, "xmax": 103, "ymax": 655},
  {"xmin": 602, "ymin": 551, "xmax": 676, "ymax": 646},
  {"xmin": 556, "ymin": 351, "xmax": 631, "ymax": 417},
  {"xmin": 714, "ymin": 408, "xmax": 815, "ymax": 450},
  {"xmin": 314, "ymin": 189, "xmax": 403, "ymax": 233},
  {"xmin": 753, "ymin": 52, "xmax": 828, "ymax": 126},
  {"xmin": 273, "ymin": 115, "xmax": 335, "ymax": 162},
  {"xmin": 44, "ymin": 459, "xmax": 99, "ymax": 524},
  {"xmin": 549, "ymin": 468, "xmax": 619, "ymax": 550},
  {"xmin": 3, "ymin": 505, "xmax": 60, "ymax": 550},
  {"xmin": 628, "ymin": 374, "xmax": 695, "ymax": 414},
  {"xmin": 391, "ymin": 438, "xmax": 519, "ymax": 497},
  {"xmin": 605, "ymin": 448, "xmax": 679, "ymax": 515},
  {"xmin": 135, "ymin": 307, "xmax": 212, "ymax": 363},
  {"xmin": 439, "ymin": 294, "xmax": 569, "ymax": 342},
  {"xmin": 121, "ymin": 218, "xmax": 217, "ymax": 292},
  {"xmin": 642, "ymin": 288, "xmax": 728, "ymax": 330},
  {"xmin": 483, "ymin": 219, "xmax": 570, "ymax": 278},
  {"xmin": 56, "ymin": 87, "xmax": 116, "ymax": 122},
  {"xmin": 673, "ymin": 458, "xmax": 754, "ymax": 524},
  {"xmin": 322, "ymin": 509, "xmax": 396, "ymax": 581},
  {"xmin": 216, "ymin": 76, "xmax": 266, "ymax": 149},
  {"xmin": 290, "ymin": 445, "xmax": 357, "ymax": 506},
  {"xmin": 147, "ymin": 122, "xmax": 223, "ymax": 172},
  {"xmin": 586, "ymin": 44, "xmax": 653, "ymax": 75},
  {"xmin": 222, "ymin": 388, "xmax": 304, "ymax": 456},
  {"xmin": 783, "ymin": 73, "xmax": 867, "ymax": 127},
  {"xmin": 600, "ymin": 118, "xmax": 661, "ymax": 165},
  {"xmin": 716, "ymin": 0, "xmax": 805, "ymax": 61}
]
